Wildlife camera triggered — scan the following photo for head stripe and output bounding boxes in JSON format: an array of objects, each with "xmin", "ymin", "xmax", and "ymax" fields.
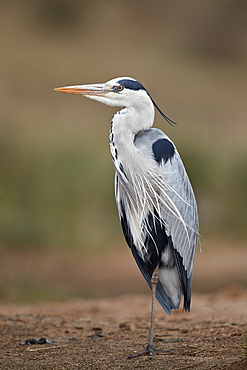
[{"xmin": 117, "ymin": 79, "xmax": 146, "ymax": 91}]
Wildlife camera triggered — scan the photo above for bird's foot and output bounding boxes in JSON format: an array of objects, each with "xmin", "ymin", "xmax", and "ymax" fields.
[{"xmin": 127, "ymin": 343, "xmax": 170, "ymax": 358}]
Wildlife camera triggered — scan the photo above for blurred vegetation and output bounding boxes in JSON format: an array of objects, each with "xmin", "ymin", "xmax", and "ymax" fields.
[
  {"xmin": 0, "ymin": 129, "xmax": 119, "ymax": 250},
  {"xmin": 0, "ymin": 0, "xmax": 247, "ymax": 251}
]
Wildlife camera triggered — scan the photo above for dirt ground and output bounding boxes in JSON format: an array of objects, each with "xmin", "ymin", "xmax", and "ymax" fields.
[{"xmin": 0, "ymin": 288, "xmax": 246, "ymax": 370}]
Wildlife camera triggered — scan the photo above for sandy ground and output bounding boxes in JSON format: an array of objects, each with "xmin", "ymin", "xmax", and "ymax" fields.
[
  {"xmin": 0, "ymin": 243, "xmax": 246, "ymax": 369},
  {"xmin": 0, "ymin": 288, "xmax": 246, "ymax": 370}
]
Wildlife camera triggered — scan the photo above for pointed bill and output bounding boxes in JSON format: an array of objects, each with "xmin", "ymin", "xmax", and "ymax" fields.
[{"xmin": 54, "ymin": 84, "xmax": 109, "ymax": 96}]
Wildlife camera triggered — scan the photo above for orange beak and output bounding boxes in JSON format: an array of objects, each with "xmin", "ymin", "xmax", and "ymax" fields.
[{"xmin": 54, "ymin": 83, "xmax": 109, "ymax": 96}]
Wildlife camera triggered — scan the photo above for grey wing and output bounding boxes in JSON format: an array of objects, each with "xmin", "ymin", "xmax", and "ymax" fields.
[
  {"xmin": 136, "ymin": 128, "xmax": 199, "ymax": 279},
  {"xmin": 117, "ymin": 128, "xmax": 199, "ymax": 314},
  {"xmin": 163, "ymin": 151, "xmax": 199, "ymax": 279}
]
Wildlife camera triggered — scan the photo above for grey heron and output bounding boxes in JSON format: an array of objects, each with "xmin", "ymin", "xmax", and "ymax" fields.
[{"xmin": 55, "ymin": 77, "xmax": 199, "ymax": 357}]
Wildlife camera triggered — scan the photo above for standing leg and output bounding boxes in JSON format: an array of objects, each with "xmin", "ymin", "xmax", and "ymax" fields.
[
  {"xmin": 145, "ymin": 265, "xmax": 159, "ymax": 355},
  {"xmin": 128, "ymin": 265, "xmax": 160, "ymax": 358}
]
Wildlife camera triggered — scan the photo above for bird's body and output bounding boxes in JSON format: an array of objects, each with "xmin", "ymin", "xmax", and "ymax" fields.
[
  {"xmin": 55, "ymin": 77, "xmax": 199, "ymax": 356},
  {"xmin": 113, "ymin": 126, "xmax": 198, "ymax": 314}
]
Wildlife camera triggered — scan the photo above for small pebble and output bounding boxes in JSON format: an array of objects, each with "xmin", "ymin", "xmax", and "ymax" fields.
[
  {"xmin": 88, "ymin": 328, "xmax": 104, "ymax": 338},
  {"xmin": 119, "ymin": 323, "xmax": 131, "ymax": 331},
  {"xmin": 19, "ymin": 338, "xmax": 38, "ymax": 345},
  {"xmin": 37, "ymin": 337, "xmax": 53, "ymax": 345},
  {"xmin": 19, "ymin": 337, "xmax": 52, "ymax": 345}
]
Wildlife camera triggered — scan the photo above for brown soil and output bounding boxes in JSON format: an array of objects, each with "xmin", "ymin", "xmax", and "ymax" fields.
[{"xmin": 0, "ymin": 289, "xmax": 246, "ymax": 370}]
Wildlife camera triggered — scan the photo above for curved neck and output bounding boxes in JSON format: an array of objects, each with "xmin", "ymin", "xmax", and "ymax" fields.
[{"xmin": 111, "ymin": 98, "xmax": 155, "ymax": 143}]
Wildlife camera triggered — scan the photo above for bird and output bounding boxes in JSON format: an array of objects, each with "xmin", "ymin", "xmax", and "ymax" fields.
[{"xmin": 55, "ymin": 77, "xmax": 199, "ymax": 357}]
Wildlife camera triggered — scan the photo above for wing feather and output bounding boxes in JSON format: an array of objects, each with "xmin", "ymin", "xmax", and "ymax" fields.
[
  {"xmin": 135, "ymin": 128, "xmax": 199, "ymax": 278},
  {"xmin": 115, "ymin": 128, "xmax": 199, "ymax": 312}
]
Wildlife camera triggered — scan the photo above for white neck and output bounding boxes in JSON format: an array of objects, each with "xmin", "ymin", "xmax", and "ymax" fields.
[
  {"xmin": 109, "ymin": 97, "xmax": 155, "ymax": 183},
  {"xmin": 111, "ymin": 96, "xmax": 155, "ymax": 143}
]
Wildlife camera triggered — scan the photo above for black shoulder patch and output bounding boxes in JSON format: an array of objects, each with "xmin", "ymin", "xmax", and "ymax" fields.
[
  {"xmin": 117, "ymin": 79, "xmax": 146, "ymax": 91},
  {"xmin": 152, "ymin": 139, "xmax": 175, "ymax": 164}
]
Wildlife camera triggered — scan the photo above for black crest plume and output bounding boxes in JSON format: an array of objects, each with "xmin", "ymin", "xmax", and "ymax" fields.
[{"xmin": 151, "ymin": 97, "xmax": 177, "ymax": 127}]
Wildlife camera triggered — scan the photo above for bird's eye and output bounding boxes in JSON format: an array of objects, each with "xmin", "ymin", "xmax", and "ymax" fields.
[{"xmin": 117, "ymin": 85, "xmax": 124, "ymax": 91}]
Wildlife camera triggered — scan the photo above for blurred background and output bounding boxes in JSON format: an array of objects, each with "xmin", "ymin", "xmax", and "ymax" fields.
[{"xmin": 0, "ymin": 0, "xmax": 246, "ymax": 303}]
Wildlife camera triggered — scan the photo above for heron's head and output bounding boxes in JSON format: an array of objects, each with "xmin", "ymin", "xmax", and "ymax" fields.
[
  {"xmin": 54, "ymin": 77, "xmax": 150, "ymax": 108},
  {"xmin": 55, "ymin": 77, "xmax": 176, "ymax": 125}
]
